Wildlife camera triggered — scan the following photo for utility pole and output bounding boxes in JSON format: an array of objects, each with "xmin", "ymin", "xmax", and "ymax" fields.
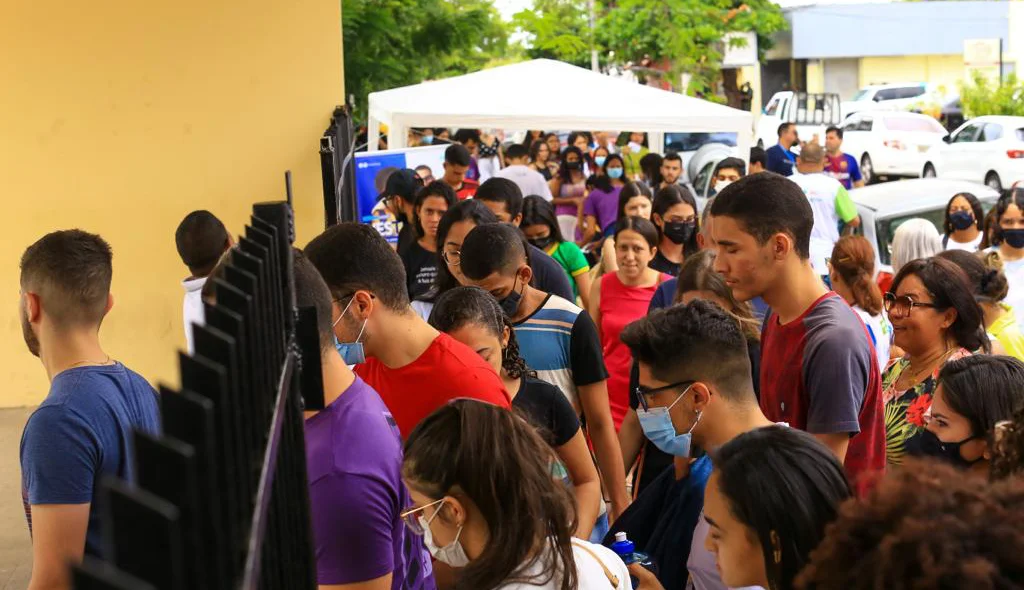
[{"xmin": 589, "ymin": 0, "xmax": 598, "ymax": 72}]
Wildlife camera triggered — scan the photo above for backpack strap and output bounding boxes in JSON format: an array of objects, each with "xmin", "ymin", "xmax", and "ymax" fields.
[{"xmin": 571, "ymin": 539, "xmax": 621, "ymax": 588}]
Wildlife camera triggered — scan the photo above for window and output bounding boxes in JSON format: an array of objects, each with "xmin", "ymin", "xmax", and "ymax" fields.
[
  {"xmin": 792, "ymin": 93, "xmax": 842, "ymax": 126},
  {"xmin": 875, "ymin": 88, "xmax": 900, "ymax": 101},
  {"xmin": 856, "ymin": 116, "xmax": 874, "ymax": 132},
  {"xmin": 693, "ymin": 162, "xmax": 716, "ymax": 198},
  {"xmin": 664, "ymin": 132, "xmax": 737, "ymax": 152},
  {"xmin": 876, "ymin": 213, "xmax": 945, "ymax": 265},
  {"xmin": 897, "ymin": 86, "xmax": 926, "ymax": 99},
  {"xmin": 883, "ymin": 115, "xmax": 946, "ymax": 134},
  {"xmin": 851, "ymin": 89, "xmax": 872, "ymax": 102},
  {"xmin": 764, "ymin": 97, "xmax": 780, "ymax": 117},
  {"xmin": 843, "ymin": 116, "xmax": 861, "ymax": 132},
  {"xmin": 980, "ymin": 124, "xmax": 1004, "ymax": 141},
  {"xmin": 952, "ymin": 124, "xmax": 980, "ymax": 143},
  {"xmin": 1017, "ymin": 128, "xmax": 1024, "ymax": 141}
]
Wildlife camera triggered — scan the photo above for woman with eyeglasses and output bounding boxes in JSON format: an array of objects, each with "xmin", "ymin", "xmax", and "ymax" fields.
[
  {"xmin": 991, "ymin": 189, "xmax": 1024, "ymax": 330},
  {"xmin": 428, "ymin": 286, "xmax": 603, "ymax": 540},
  {"xmin": 649, "ymin": 185, "xmax": 700, "ymax": 277},
  {"xmin": 881, "ymin": 256, "xmax": 988, "ymax": 467},
  {"xmin": 401, "ymin": 400, "xmax": 630, "ymax": 590},
  {"xmin": 921, "ymin": 355, "xmax": 1024, "ymax": 476}
]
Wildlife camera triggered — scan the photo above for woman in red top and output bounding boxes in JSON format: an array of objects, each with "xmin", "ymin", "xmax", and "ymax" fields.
[{"xmin": 590, "ymin": 216, "xmax": 670, "ymax": 429}]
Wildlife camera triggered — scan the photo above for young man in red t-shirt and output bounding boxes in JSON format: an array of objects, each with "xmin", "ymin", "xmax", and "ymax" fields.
[
  {"xmin": 305, "ymin": 223, "xmax": 509, "ymax": 439},
  {"xmin": 709, "ymin": 173, "xmax": 885, "ymax": 494},
  {"xmin": 442, "ymin": 143, "xmax": 478, "ymax": 200}
]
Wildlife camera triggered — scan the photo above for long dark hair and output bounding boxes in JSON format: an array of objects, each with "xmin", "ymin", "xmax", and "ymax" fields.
[
  {"xmin": 592, "ymin": 154, "xmax": 625, "ymax": 193},
  {"xmin": 639, "ymin": 152, "xmax": 663, "ymax": 186},
  {"xmin": 557, "ymin": 146, "xmax": 586, "ymax": 184},
  {"xmin": 942, "ymin": 192, "xmax": 984, "ymax": 235},
  {"xmin": 521, "ymin": 196, "xmax": 566, "ymax": 244},
  {"xmin": 994, "ymin": 188, "xmax": 1024, "ymax": 246},
  {"xmin": 652, "ymin": 184, "xmax": 700, "ymax": 256},
  {"xmin": 939, "ymin": 355, "xmax": 1024, "ymax": 442},
  {"xmin": 890, "ymin": 257, "xmax": 989, "ymax": 352},
  {"xmin": 617, "ymin": 181, "xmax": 653, "ymax": 223},
  {"xmin": 675, "ymin": 249, "xmax": 760, "ymax": 342},
  {"xmin": 830, "ymin": 235, "xmax": 883, "ymax": 315},
  {"xmin": 529, "ymin": 139, "xmax": 549, "ymax": 164},
  {"xmin": 428, "ymin": 286, "xmax": 534, "ymax": 380},
  {"xmin": 521, "ymin": 130, "xmax": 544, "ymax": 147},
  {"xmin": 713, "ymin": 426, "xmax": 852, "ymax": 590},
  {"xmin": 433, "ymin": 200, "xmax": 499, "ymax": 299},
  {"xmin": 403, "ymin": 400, "xmax": 579, "ymax": 590}
]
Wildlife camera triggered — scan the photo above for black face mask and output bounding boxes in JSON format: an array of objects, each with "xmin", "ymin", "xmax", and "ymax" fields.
[
  {"xmin": 499, "ymin": 275, "xmax": 523, "ymax": 317},
  {"xmin": 916, "ymin": 429, "xmax": 981, "ymax": 468},
  {"xmin": 1003, "ymin": 228, "xmax": 1024, "ymax": 249},
  {"xmin": 663, "ymin": 221, "xmax": 696, "ymax": 245},
  {"xmin": 528, "ymin": 235, "xmax": 555, "ymax": 251},
  {"xmin": 566, "ymin": 161, "xmax": 582, "ymax": 171},
  {"xmin": 949, "ymin": 210, "xmax": 975, "ymax": 231}
]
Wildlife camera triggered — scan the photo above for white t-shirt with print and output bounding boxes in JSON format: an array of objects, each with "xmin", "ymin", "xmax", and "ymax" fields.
[
  {"xmin": 495, "ymin": 539, "xmax": 631, "ymax": 590},
  {"xmin": 944, "ymin": 233, "xmax": 982, "ymax": 252},
  {"xmin": 789, "ymin": 172, "xmax": 855, "ymax": 276},
  {"xmin": 854, "ymin": 307, "xmax": 892, "ymax": 370}
]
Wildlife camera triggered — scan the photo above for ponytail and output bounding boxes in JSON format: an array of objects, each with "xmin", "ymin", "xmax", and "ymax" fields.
[{"xmin": 831, "ymin": 236, "xmax": 883, "ymax": 316}]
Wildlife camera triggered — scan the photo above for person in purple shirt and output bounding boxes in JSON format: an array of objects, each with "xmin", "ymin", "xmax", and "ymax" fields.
[
  {"xmin": 295, "ymin": 250, "xmax": 435, "ymax": 590},
  {"xmin": 582, "ymin": 154, "xmax": 627, "ymax": 245}
]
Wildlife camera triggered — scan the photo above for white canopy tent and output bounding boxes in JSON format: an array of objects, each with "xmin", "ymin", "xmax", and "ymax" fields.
[{"xmin": 366, "ymin": 59, "xmax": 753, "ymax": 160}]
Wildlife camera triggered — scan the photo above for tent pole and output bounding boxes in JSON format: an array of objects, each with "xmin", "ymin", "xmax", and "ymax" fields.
[{"xmin": 367, "ymin": 117, "xmax": 380, "ymax": 153}]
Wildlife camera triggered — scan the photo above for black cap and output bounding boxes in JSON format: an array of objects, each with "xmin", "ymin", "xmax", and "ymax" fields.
[{"xmin": 377, "ymin": 168, "xmax": 423, "ymax": 203}]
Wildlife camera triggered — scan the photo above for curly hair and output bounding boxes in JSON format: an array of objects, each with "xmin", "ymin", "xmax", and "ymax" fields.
[
  {"xmin": 992, "ymin": 405, "xmax": 1024, "ymax": 482},
  {"xmin": 796, "ymin": 459, "xmax": 1024, "ymax": 589}
]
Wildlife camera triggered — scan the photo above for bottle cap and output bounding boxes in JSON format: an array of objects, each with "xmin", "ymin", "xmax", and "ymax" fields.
[{"xmin": 615, "ymin": 532, "xmax": 627, "ymax": 543}]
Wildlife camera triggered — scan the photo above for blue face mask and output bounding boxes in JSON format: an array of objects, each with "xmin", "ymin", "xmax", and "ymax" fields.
[
  {"xmin": 595, "ymin": 156, "xmax": 607, "ymax": 167},
  {"xmin": 421, "ymin": 135, "xmax": 434, "ymax": 145},
  {"xmin": 608, "ymin": 167, "xmax": 624, "ymax": 179},
  {"xmin": 637, "ymin": 384, "xmax": 702, "ymax": 457},
  {"xmin": 333, "ymin": 297, "xmax": 368, "ymax": 365}
]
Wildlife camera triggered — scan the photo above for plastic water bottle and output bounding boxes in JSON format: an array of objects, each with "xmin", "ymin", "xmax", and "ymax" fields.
[{"xmin": 610, "ymin": 532, "xmax": 657, "ymax": 589}]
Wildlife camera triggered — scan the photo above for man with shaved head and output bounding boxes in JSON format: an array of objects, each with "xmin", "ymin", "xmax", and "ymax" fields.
[{"xmin": 789, "ymin": 142, "xmax": 861, "ymax": 277}]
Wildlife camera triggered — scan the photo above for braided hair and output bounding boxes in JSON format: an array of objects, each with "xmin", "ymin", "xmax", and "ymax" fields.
[{"xmin": 427, "ymin": 286, "xmax": 536, "ymax": 380}]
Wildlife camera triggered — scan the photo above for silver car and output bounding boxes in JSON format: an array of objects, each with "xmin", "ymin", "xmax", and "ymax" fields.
[{"xmin": 850, "ymin": 178, "xmax": 1000, "ymax": 273}]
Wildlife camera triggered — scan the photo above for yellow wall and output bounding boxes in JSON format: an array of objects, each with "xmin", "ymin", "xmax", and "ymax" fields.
[
  {"xmin": 859, "ymin": 54, "xmax": 965, "ymax": 97},
  {"xmin": 806, "ymin": 60, "xmax": 825, "ymax": 93},
  {"xmin": 0, "ymin": 0, "xmax": 343, "ymax": 407}
]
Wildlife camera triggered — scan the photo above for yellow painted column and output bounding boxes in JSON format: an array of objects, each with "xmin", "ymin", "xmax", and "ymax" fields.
[{"xmin": 0, "ymin": 0, "xmax": 344, "ymax": 407}]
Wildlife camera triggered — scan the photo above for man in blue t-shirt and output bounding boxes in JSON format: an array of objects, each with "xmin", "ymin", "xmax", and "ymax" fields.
[
  {"xmin": 824, "ymin": 125, "xmax": 865, "ymax": 189},
  {"xmin": 765, "ymin": 122, "xmax": 798, "ymax": 177},
  {"xmin": 19, "ymin": 230, "xmax": 161, "ymax": 589}
]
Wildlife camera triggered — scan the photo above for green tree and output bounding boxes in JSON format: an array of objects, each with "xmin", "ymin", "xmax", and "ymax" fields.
[
  {"xmin": 960, "ymin": 71, "xmax": 1024, "ymax": 118},
  {"xmin": 513, "ymin": 0, "xmax": 593, "ymax": 67},
  {"xmin": 342, "ymin": 0, "xmax": 511, "ymax": 121}
]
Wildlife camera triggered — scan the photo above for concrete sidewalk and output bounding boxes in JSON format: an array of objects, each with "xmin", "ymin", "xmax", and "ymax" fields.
[{"xmin": 0, "ymin": 408, "xmax": 33, "ymax": 590}]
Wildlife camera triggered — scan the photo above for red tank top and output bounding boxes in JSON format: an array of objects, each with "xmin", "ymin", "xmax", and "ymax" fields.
[{"xmin": 599, "ymin": 272, "xmax": 667, "ymax": 429}]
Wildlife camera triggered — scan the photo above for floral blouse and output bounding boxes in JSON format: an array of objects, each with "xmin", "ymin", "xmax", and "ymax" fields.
[{"xmin": 882, "ymin": 349, "xmax": 971, "ymax": 466}]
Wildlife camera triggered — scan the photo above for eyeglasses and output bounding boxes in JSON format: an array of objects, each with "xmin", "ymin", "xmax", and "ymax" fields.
[
  {"xmin": 399, "ymin": 498, "xmax": 445, "ymax": 536},
  {"xmin": 883, "ymin": 292, "xmax": 938, "ymax": 318},
  {"xmin": 634, "ymin": 380, "xmax": 695, "ymax": 412},
  {"xmin": 442, "ymin": 250, "xmax": 461, "ymax": 265}
]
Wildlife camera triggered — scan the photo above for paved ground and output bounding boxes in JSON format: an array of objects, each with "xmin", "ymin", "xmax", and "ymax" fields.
[{"xmin": 0, "ymin": 408, "xmax": 34, "ymax": 590}]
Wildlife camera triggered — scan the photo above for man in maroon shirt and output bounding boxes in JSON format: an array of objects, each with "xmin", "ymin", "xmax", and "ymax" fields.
[{"xmin": 708, "ymin": 173, "xmax": 885, "ymax": 494}]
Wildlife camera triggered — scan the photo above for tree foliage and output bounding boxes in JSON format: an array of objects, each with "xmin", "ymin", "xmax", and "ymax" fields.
[
  {"xmin": 515, "ymin": 0, "xmax": 786, "ymax": 97},
  {"xmin": 960, "ymin": 71, "xmax": 1024, "ymax": 118},
  {"xmin": 342, "ymin": 0, "xmax": 512, "ymax": 120}
]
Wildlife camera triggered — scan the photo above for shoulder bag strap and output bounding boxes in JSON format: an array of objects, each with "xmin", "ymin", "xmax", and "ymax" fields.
[{"xmin": 571, "ymin": 539, "xmax": 621, "ymax": 588}]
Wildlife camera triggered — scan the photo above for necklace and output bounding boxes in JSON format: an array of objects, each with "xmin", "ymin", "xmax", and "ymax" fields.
[
  {"xmin": 67, "ymin": 355, "xmax": 113, "ymax": 369},
  {"xmin": 902, "ymin": 348, "xmax": 955, "ymax": 386}
]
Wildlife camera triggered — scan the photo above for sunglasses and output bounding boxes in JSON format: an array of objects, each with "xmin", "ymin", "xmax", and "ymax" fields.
[
  {"xmin": 634, "ymin": 380, "xmax": 695, "ymax": 412},
  {"xmin": 399, "ymin": 498, "xmax": 445, "ymax": 536},
  {"xmin": 883, "ymin": 292, "xmax": 938, "ymax": 318}
]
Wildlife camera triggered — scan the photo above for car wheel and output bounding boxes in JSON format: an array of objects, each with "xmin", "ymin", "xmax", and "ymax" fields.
[
  {"xmin": 986, "ymin": 172, "xmax": 1003, "ymax": 192},
  {"xmin": 861, "ymin": 153, "xmax": 875, "ymax": 185},
  {"xmin": 923, "ymin": 163, "xmax": 936, "ymax": 178}
]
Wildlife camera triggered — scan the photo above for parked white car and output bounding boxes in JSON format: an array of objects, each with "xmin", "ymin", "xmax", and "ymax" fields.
[
  {"xmin": 840, "ymin": 111, "xmax": 948, "ymax": 184},
  {"xmin": 841, "ymin": 83, "xmax": 928, "ymax": 119},
  {"xmin": 756, "ymin": 91, "xmax": 843, "ymax": 150},
  {"xmin": 921, "ymin": 116, "xmax": 1024, "ymax": 191},
  {"xmin": 850, "ymin": 179, "xmax": 999, "ymax": 273}
]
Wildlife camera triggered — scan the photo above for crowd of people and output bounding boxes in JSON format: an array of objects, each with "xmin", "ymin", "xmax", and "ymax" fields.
[{"xmin": 17, "ymin": 126, "xmax": 1024, "ymax": 590}]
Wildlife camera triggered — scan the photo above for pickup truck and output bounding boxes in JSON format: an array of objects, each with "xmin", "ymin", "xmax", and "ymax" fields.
[{"xmin": 755, "ymin": 91, "xmax": 843, "ymax": 150}]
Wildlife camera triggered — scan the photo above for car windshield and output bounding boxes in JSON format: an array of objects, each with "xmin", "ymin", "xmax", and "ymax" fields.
[
  {"xmin": 851, "ymin": 89, "xmax": 872, "ymax": 101},
  {"xmin": 876, "ymin": 201, "xmax": 996, "ymax": 265},
  {"xmin": 664, "ymin": 132, "xmax": 737, "ymax": 152},
  {"xmin": 884, "ymin": 115, "xmax": 945, "ymax": 134}
]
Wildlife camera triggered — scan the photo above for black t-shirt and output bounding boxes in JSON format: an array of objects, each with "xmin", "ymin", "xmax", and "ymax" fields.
[
  {"xmin": 527, "ymin": 244, "xmax": 575, "ymax": 302},
  {"xmin": 648, "ymin": 250, "xmax": 681, "ymax": 277},
  {"xmin": 513, "ymin": 376, "xmax": 581, "ymax": 448},
  {"xmin": 397, "ymin": 220, "xmax": 416, "ymax": 257},
  {"xmin": 401, "ymin": 241, "xmax": 438, "ymax": 301}
]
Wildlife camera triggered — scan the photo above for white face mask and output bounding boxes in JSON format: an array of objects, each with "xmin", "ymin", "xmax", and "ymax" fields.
[
  {"xmin": 419, "ymin": 501, "xmax": 470, "ymax": 567},
  {"xmin": 716, "ymin": 179, "xmax": 733, "ymax": 192}
]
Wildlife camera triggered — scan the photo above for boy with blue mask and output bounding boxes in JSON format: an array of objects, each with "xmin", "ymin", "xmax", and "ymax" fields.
[{"xmin": 614, "ymin": 300, "xmax": 772, "ymax": 590}]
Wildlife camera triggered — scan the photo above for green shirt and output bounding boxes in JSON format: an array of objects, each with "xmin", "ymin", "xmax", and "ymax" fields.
[{"xmin": 545, "ymin": 241, "xmax": 590, "ymax": 298}]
